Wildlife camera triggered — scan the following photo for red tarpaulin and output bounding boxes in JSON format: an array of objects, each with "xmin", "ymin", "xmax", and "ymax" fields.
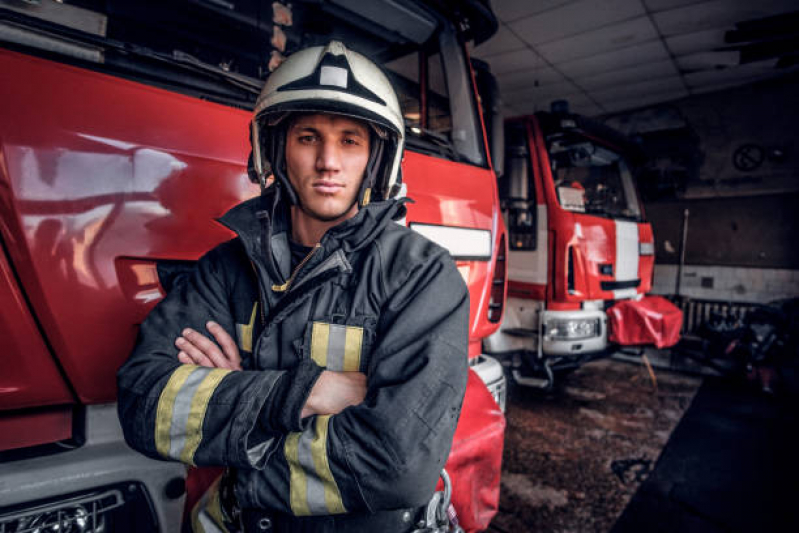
[
  {"xmin": 608, "ymin": 295, "xmax": 682, "ymax": 348},
  {"xmin": 440, "ymin": 369, "xmax": 506, "ymax": 532}
]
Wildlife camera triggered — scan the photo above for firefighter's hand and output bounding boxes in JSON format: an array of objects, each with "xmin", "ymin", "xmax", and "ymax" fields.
[
  {"xmin": 301, "ymin": 371, "xmax": 366, "ymax": 418},
  {"xmin": 175, "ymin": 321, "xmax": 242, "ymax": 371}
]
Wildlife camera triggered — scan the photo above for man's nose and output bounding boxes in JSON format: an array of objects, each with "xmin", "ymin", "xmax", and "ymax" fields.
[{"xmin": 316, "ymin": 139, "xmax": 341, "ymax": 172}]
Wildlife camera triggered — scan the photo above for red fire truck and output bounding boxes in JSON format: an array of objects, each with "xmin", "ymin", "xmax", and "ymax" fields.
[
  {"xmin": 484, "ymin": 104, "xmax": 662, "ymax": 389},
  {"xmin": 0, "ymin": 1, "xmax": 507, "ymax": 531}
]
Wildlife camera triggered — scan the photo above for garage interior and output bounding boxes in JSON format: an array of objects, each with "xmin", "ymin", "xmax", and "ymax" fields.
[
  {"xmin": 472, "ymin": 1, "xmax": 799, "ymax": 531},
  {"xmin": 1, "ymin": 0, "xmax": 798, "ymax": 532}
]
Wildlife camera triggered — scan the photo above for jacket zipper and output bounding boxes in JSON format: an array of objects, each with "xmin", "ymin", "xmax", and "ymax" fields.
[
  {"xmin": 271, "ymin": 243, "xmax": 321, "ymax": 293},
  {"xmin": 249, "ymin": 259, "xmax": 267, "ymax": 327}
]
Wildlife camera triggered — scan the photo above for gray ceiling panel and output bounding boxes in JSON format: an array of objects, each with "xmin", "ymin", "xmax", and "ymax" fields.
[
  {"xmin": 504, "ymin": 80, "xmax": 583, "ymax": 106},
  {"xmin": 591, "ymin": 76, "xmax": 685, "ymax": 104},
  {"xmin": 643, "ymin": 0, "xmax": 698, "ymax": 10},
  {"xmin": 509, "ymin": 92, "xmax": 600, "ymax": 116},
  {"xmin": 497, "ymin": 66, "xmax": 568, "ymax": 91},
  {"xmin": 684, "ymin": 61, "xmax": 782, "ymax": 87},
  {"xmin": 578, "ymin": 59, "xmax": 679, "ymax": 90},
  {"xmin": 536, "ymin": 16, "xmax": 659, "ymax": 64},
  {"xmin": 479, "ymin": 0, "xmax": 799, "ymax": 115},
  {"xmin": 509, "ymin": 0, "xmax": 646, "ymax": 46},
  {"xmin": 491, "ymin": 0, "xmax": 579, "ymax": 24},
  {"xmin": 485, "ymin": 48, "xmax": 542, "ymax": 75},
  {"xmin": 665, "ymin": 28, "xmax": 728, "ymax": 56},
  {"xmin": 471, "ymin": 24, "xmax": 526, "ymax": 59},
  {"xmin": 652, "ymin": 0, "xmax": 799, "ymax": 37},
  {"xmin": 557, "ymin": 40, "xmax": 670, "ymax": 79},
  {"xmin": 600, "ymin": 88, "xmax": 689, "ymax": 112},
  {"xmin": 676, "ymin": 51, "xmax": 740, "ymax": 71}
]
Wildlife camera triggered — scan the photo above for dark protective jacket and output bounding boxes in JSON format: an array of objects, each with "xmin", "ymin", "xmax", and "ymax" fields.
[{"xmin": 117, "ymin": 187, "xmax": 469, "ymax": 531}]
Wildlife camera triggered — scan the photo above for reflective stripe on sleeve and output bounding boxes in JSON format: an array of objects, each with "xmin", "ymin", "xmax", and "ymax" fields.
[
  {"xmin": 342, "ymin": 327, "xmax": 362, "ymax": 371},
  {"xmin": 285, "ymin": 415, "xmax": 346, "ymax": 516},
  {"xmin": 310, "ymin": 322, "xmax": 362, "ymax": 372},
  {"xmin": 155, "ymin": 365, "xmax": 231, "ymax": 464},
  {"xmin": 236, "ymin": 302, "xmax": 258, "ymax": 353},
  {"xmin": 310, "ymin": 322, "xmax": 330, "ymax": 368}
]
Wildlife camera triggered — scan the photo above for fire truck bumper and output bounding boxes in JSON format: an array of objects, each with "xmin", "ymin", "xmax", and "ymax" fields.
[{"xmin": 0, "ymin": 404, "xmax": 186, "ymax": 532}]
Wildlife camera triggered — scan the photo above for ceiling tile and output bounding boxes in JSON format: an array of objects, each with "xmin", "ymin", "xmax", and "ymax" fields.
[
  {"xmin": 485, "ymin": 48, "xmax": 542, "ymax": 75},
  {"xmin": 676, "ymin": 51, "xmax": 740, "ymax": 71},
  {"xmin": 689, "ymin": 71, "xmax": 796, "ymax": 95},
  {"xmin": 642, "ymin": 0, "xmax": 698, "ymax": 10},
  {"xmin": 557, "ymin": 40, "xmax": 670, "ymax": 79},
  {"xmin": 683, "ymin": 60, "xmax": 781, "ymax": 87},
  {"xmin": 652, "ymin": 0, "xmax": 799, "ymax": 37},
  {"xmin": 497, "ymin": 66, "xmax": 567, "ymax": 92},
  {"xmin": 509, "ymin": 0, "xmax": 645, "ymax": 46},
  {"xmin": 509, "ymin": 92, "xmax": 599, "ymax": 116},
  {"xmin": 504, "ymin": 80, "xmax": 583, "ymax": 107},
  {"xmin": 577, "ymin": 59, "xmax": 679, "ymax": 90},
  {"xmin": 600, "ymin": 88, "xmax": 689, "ymax": 113},
  {"xmin": 536, "ymin": 16, "xmax": 658, "ymax": 64},
  {"xmin": 591, "ymin": 76, "xmax": 686, "ymax": 104},
  {"xmin": 492, "ymin": 0, "xmax": 578, "ymax": 23},
  {"xmin": 471, "ymin": 24, "xmax": 527, "ymax": 59},
  {"xmin": 665, "ymin": 28, "xmax": 728, "ymax": 56}
]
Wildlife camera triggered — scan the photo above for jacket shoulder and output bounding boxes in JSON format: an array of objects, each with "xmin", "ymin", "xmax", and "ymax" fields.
[{"xmin": 374, "ymin": 223, "xmax": 462, "ymax": 293}]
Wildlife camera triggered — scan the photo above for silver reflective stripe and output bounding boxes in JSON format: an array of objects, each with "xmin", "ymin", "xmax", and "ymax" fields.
[
  {"xmin": 297, "ymin": 426, "xmax": 329, "ymax": 515},
  {"xmin": 326, "ymin": 325, "xmax": 347, "ymax": 371},
  {"xmin": 169, "ymin": 367, "xmax": 211, "ymax": 459}
]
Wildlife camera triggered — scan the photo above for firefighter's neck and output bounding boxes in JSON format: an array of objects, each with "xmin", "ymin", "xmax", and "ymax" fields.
[{"xmin": 290, "ymin": 202, "xmax": 359, "ymax": 247}]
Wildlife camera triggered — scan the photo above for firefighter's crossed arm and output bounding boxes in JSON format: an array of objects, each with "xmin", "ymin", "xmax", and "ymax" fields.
[{"xmin": 176, "ymin": 322, "xmax": 367, "ymax": 418}]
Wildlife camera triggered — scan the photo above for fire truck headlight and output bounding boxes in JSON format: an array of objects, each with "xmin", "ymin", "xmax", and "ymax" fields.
[
  {"xmin": 639, "ymin": 242, "xmax": 655, "ymax": 256},
  {"xmin": 545, "ymin": 318, "xmax": 600, "ymax": 340}
]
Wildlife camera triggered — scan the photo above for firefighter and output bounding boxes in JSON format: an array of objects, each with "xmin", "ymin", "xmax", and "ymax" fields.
[{"xmin": 117, "ymin": 41, "xmax": 469, "ymax": 532}]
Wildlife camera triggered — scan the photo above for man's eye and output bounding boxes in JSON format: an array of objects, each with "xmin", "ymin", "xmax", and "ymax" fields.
[
  {"xmin": 343, "ymin": 138, "xmax": 360, "ymax": 146},
  {"xmin": 299, "ymin": 135, "xmax": 317, "ymax": 143}
]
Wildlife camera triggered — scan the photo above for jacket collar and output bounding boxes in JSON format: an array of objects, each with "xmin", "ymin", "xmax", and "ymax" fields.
[{"xmin": 217, "ymin": 184, "xmax": 405, "ymax": 276}]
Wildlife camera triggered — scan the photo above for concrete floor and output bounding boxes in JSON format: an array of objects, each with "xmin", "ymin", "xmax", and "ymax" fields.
[{"xmin": 489, "ymin": 358, "xmax": 702, "ymax": 533}]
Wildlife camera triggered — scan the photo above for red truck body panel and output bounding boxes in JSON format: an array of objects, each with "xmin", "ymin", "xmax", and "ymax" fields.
[
  {"xmin": 0, "ymin": 49, "xmax": 502, "ymax": 405},
  {"xmin": 1, "ymin": 49, "xmax": 506, "ymax": 529}
]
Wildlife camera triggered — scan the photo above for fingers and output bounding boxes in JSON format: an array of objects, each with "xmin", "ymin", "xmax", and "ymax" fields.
[
  {"xmin": 206, "ymin": 321, "xmax": 242, "ymax": 370},
  {"xmin": 176, "ymin": 327, "xmax": 234, "ymax": 370}
]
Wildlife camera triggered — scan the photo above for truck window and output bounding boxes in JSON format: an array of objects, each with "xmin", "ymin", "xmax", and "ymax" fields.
[
  {"xmin": 548, "ymin": 137, "xmax": 641, "ymax": 220},
  {"xmin": 502, "ymin": 122, "xmax": 536, "ymax": 250},
  {"xmin": 1, "ymin": 0, "xmax": 485, "ymax": 165},
  {"xmin": 384, "ymin": 30, "xmax": 486, "ymax": 166}
]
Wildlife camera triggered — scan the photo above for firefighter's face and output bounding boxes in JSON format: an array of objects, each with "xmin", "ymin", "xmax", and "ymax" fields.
[{"xmin": 285, "ymin": 114, "xmax": 370, "ymax": 223}]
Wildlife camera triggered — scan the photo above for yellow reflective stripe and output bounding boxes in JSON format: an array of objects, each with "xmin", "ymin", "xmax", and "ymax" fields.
[
  {"xmin": 155, "ymin": 365, "xmax": 197, "ymax": 458},
  {"xmin": 285, "ymin": 432, "xmax": 309, "ymax": 516},
  {"xmin": 206, "ymin": 479, "xmax": 229, "ymax": 533},
  {"xmin": 310, "ymin": 322, "xmax": 330, "ymax": 367},
  {"xmin": 237, "ymin": 302, "xmax": 258, "ymax": 353},
  {"xmin": 311, "ymin": 415, "xmax": 346, "ymax": 514},
  {"xmin": 342, "ymin": 327, "xmax": 363, "ymax": 372},
  {"xmin": 180, "ymin": 368, "xmax": 231, "ymax": 465},
  {"xmin": 190, "ymin": 480, "xmax": 207, "ymax": 533}
]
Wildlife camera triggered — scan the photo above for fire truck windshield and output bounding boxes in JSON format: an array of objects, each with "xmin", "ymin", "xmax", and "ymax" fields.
[{"xmin": 548, "ymin": 139, "xmax": 642, "ymax": 220}]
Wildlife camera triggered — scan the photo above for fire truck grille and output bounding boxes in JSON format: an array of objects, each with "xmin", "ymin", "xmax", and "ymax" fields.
[{"xmin": 0, "ymin": 482, "xmax": 158, "ymax": 533}]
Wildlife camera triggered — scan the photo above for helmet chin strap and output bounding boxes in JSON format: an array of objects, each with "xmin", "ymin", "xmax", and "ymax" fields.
[{"xmin": 358, "ymin": 133, "xmax": 385, "ymax": 207}]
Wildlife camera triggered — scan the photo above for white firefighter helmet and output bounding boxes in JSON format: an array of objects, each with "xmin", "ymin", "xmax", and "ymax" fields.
[{"xmin": 251, "ymin": 41, "xmax": 405, "ymax": 206}]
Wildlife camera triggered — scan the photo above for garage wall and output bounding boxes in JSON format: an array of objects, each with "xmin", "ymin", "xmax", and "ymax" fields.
[{"xmin": 604, "ymin": 75, "xmax": 799, "ymax": 304}]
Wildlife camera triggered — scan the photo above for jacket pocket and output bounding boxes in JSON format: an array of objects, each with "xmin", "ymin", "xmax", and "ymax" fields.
[{"xmin": 302, "ymin": 317, "xmax": 375, "ymax": 372}]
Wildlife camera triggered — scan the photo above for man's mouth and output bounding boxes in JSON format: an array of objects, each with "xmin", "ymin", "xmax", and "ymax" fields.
[{"xmin": 312, "ymin": 181, "xmax": 344, "ymax": 194}]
